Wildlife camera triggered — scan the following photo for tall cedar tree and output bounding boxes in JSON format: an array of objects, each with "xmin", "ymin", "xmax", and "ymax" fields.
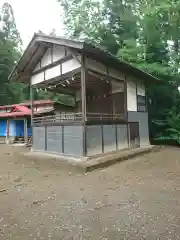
[
  {"xmin": 59, "ymin": 0, "xmax": 180, "ymax": 141},
  {"xmin": 0, "ymin": 2, "xmax": 29, "ymax": 104}
]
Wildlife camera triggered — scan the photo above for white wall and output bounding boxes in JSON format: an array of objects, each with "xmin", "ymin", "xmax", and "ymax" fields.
[
  {"xmin": 127, "ymin": 78, "xmax": 145, "ymax": 111},
  {"xmin": 31, "ymin": 44, "xmax": 81, "ymax": 86},
  {"xmin": 45, "ymin": 65, "xmax": 61, "ymax": 80},
  {"xmin": 62, "ymin": 58, "xmax": 81, "ymax": 75},
  {"xmin": 41, "ymin": 48, "xmax": 52, "ymax": 67},
  {"xmin": 53, "ymin": 45, "xmax": 66, "ymax": 62},
  {"xmin": 137, "ymin": 81, "xmax": 145, "ymax": 96},
  {"xmin": 31, "ymin": 72, "xmax": 44, "ymax": 85},
  {"xmin": 33, "ymin": 45, "xmax": 66, "ymax": 72},
  {"xmin": 127, "ymin": 79, "xmax": 137, "ymax": 111}
]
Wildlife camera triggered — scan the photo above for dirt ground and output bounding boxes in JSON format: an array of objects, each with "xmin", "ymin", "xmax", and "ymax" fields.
[{"xmin": 1, "ymin": 146, "xmax": 180, "ymax": 239}]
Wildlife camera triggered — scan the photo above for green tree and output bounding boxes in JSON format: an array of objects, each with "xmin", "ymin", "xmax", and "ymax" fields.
[
  {"xmin": 0, "ymin": 2, "xmax": 27, "ymax": 105},
  {"xmin": 59, "ymin": 0, "xmax": 180, "ymax": 141}
]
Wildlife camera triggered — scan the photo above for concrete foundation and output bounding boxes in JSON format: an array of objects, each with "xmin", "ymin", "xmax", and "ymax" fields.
[{"xmin": 26, "ymin": 145, "xmax": 159, "ymax": 172}]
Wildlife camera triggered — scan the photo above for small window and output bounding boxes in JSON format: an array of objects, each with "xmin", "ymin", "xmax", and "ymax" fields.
[{"xmin": 137, "ymin": 95, "xmax": 146, "ymax": 112}]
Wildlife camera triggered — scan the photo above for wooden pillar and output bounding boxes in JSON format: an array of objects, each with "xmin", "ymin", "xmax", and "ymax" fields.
[
  {"xmin": 24, "ymin": 118, "xmax": 28, "ymax": 143},
  {"xmin": 81, "ymin": 56, "xmax": 87, "ymax": 156},
  {"xmin": 124, "ymin": 76, "xmax": 130, "ymax": 147},
  {"xmin": 30, "ymin": 85, "xmax": 34, "ymax": 146},
  {"xmin": 30, "ymin": 86, "xmax": 34, "ymax": 126}
]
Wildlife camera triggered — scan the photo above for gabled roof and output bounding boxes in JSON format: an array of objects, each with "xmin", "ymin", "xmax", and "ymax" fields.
[
  {"xmin": 0, "ymin": 105, "xmax": 31, "ymax": 118},
  {"xmin": 13, "ymin": 105, "xmax": 31, "ymax": 114},
  {"xmin": 0, "ymin": 100, "xmax": 53, "ymax": 110},
  {"xmin": 9, "ymin": 33, "xmax": 160, "ymax": 83}
]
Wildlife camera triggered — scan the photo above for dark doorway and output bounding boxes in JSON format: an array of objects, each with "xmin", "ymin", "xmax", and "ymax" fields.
[{"xmin": 129, "ymin": 122, "xmax": 140, "ymax": 148}]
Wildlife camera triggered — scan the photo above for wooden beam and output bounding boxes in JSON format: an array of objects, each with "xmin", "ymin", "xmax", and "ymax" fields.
[
  {"xmin": 88, "ymin": 69, "xmax": 125, "ymax": 83},
  {"xmin": 30, "ymin": 86, "xmax": 34, "ymax": 126},
  {"xmin": 124, "ymin": 75, "xmax": 129, "ymax": 147},
  {"xmin": 24, "ymin": 43, "xmax": 47, "ymax": 73},
  {"xmin": 81, "ymin": 61, "xmax": 86, "ymax": 122},
  {"xmin": 35, "ymin": 67, "xmax": 82, "ymax": 88},
  {"xmin": 47, "ymin": 87, "xmax": 76, "ymax": 96},
  {"xmin": 81, "ymin": 55, "xmax": 87, "ymax": 157}
]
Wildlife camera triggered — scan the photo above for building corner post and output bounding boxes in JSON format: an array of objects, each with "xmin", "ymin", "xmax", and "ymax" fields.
[
  {"xmin": 30, "ymin": 84, "xmax": 34, "ymax": 147},
  {"xmin": 81, "ymin": 55, "xmax": 87, "ymax": 157},
  {"xmin": 30, "ymin": 85, "xmax": 34, "ymax": 126},
  {"xmin": 124, "ymin": 76, "xmax": 130, "ymax": 147},
  {"xmin": 24, "ymin": 118, "xmax": 28, "ymax": 144}
]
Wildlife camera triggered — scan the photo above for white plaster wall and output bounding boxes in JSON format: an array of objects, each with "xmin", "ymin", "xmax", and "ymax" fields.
[
  {"xmin": 62, "ymin": 58, "xmax": 81, "ymax": 75},
  {"xmin": 137, "ymin": 81, "xmax": 145, "ymax": 96},
  {"xmin": 41, "ymin": 48, "xmax": 52, "ymax": 67},
  {"xmin": 31, "ymin": 57, "xmax": 81, "ymax": 85},
  {"xmin": 33, "ymin": 44, "xmax": 66, "ymax": 72},
  {"xmin": 31, "ymin": 72, "xmax": 44, "ymax": 85},
  {"xmin": 45, "ymin": 64, "xmax": 60, "ymax": 80},
  {"xmin": 31, "ymin": 50, "xmax": 81, "ymax": 85},
  {"xmin": 53, "ymin": 45, "xmax": 65, "ymax": 62},
  {"xmin": 127, "ymin": 79, "xmax": 137, "ymax": 111}
]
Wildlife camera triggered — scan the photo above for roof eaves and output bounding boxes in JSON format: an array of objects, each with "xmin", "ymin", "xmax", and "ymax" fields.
[
  {"xmin": 83, "ymin": 42, "xmax": 161, "ymax": 83},
  {"xmin": 9, "ymin": 33, "xmax": 38, "ymax": 81},
  {"xmin": 35, "ymin": 33, "xmax": 85, "ymax": 50},
  {"xmin": 9, "ymin": 33, "xmax": 85, "ymax": 82},
  {"xmin": 9, "ymin": 32, "xmax": 161, "ymax": 83}
]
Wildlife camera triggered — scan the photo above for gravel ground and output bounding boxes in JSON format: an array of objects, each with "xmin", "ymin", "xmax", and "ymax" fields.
[{"xmin": 0, "ymin": 145, "xmax": 180, "ymax": 239}]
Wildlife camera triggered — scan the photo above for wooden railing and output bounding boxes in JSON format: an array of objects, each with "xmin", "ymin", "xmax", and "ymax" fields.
[
  {"xmin": 33, "ymin": 112, "xmax": 83, "ymax": 124},
  {"xmin": 86, "ymin": 112, "xmax": 125, "ymax": 121},
  {"xmin": 33, "ymin": 112, "xmax": 126, "ymax": 124}
]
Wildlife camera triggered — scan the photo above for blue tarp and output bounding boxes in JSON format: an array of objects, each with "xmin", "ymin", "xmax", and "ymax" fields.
[
  {"xmin": 0, "ymin": 119, "xmax": 32, "ymax": 137},
  {"xmin": 0, "ymin": 120, "xmax": 6, "ymax": 136},
  {"xmin": 16, "ymin": 120, "xmax": 24, "ymax": 137}
]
